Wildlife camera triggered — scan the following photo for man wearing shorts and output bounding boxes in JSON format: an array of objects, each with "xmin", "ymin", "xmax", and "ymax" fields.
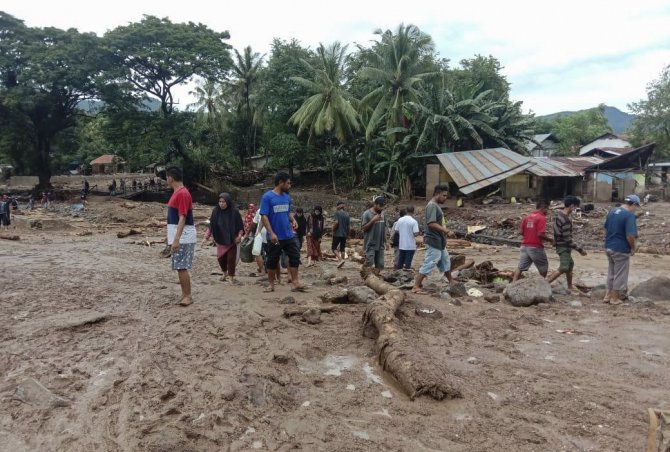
[
  {"xmin": 547, "ymin": 196, "xmax": 587, "ymax": 292},
  {"xmin": 166, "ymin": 167, "xmax": 196, "ymax": 306},
  {"xmin": 332, "ymin": 201, "xmax": 350, "ymax": 265},
  {"xmin": 260, "ymin": 172, "xmax": 304, "ymax": 292},
  {"xmin": 413, "ymin": 185, "xmax": 451, "ymax": 294},
  {"xmin": 603, "ymin": 194, "xmax": 639, "ymax": 305},
  {"xmin": 361, "ymin": 197, "xmax": 389, "ymax": 274},
  {"xmin": 513, "ymin": 200, "xmax": 553, "ymax": 281}
]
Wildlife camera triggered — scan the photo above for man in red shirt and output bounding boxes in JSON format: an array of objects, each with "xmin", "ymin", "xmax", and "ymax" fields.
[
  {"xmin": 166, "ymin": 167, "xmax": 197, "ymax": 306},
  {"xmin": 513, "ymin": 200, "xmax": 554, "ymax": 281}
]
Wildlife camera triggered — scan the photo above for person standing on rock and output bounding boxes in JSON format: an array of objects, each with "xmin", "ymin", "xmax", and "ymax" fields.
[
  {"xmin": 603, "ymin": 194, "xmax": 639, "ymax": 305},
  {"xmin": 361, "ymin": 196, "xmax": 390, "ymax": 274},
  {"xmin": 332, "ymin": 201, "xmax": 350, "ymax": 265},
  {"xmin": 259, "ymin": 172, "xmax": 304, "ymax": 293},
  {"xmin": 394, "ymin": 206, "xmax": 419, "ymax": 270},
  {"xmin": 546, "ymin": 196, "xmax": 587, "ymax": 293},
  {"xmin": 166, "ymin": 167, "xmax": 196, "ymax": 306},
  {"xmin": 306, "ymin": 205, "xmax": 324, "ymax": 267},
  {"xmin": 413, "ymin": 185, "xmax": 452, "ymax": 294},
  {"xmin": 512, "ymin": 200, "xmax": 554, "ymax": 281},
  {"xmin": 203, "ymin": 193, "xmax": 245, "ymax": 285}
]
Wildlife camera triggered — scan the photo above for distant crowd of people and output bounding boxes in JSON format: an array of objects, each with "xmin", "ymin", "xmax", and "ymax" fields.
[{"xmin": 104, "ymin": 176, "xmax": 165, "ymax": 196}]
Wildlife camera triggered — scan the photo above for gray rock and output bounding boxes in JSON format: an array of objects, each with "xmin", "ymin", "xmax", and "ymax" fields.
[
  {"xmin": 569, "ymin": 300, "xmax": 583, "ymax": 307},
  {"xmin": 450, "ymin": 299, "xmax": 462, "ymax": 306},
  {"xmin": 484, "ymin": 295, "xmax": 500, "ymax": 303},
  {"xmin": 504, "ymin": 277, "xmax": 553, "ymax": 307},
  {"xmin": 279, "ymin": 296, "xmax": 296, "ymax": 305},
  {"xmin": 590, "ymin": 284, "xmax": 607, "ymax": 300},
  {"xmin": 302, "ymin": 308, "xmax": 322, "ymax": 324},
  {"xmin": 319, "ymin": 265, "xmax": 337, "ymax": 281},
  {"xmin": 319, "ymin": 288, "xmax": 349, "ymax": 303},
  {"xmin": 630, "ymin": 276, "xmax": 670, "ymax": 301},
  {"xmin": 347, "ymin": 286, "xmax": 377, "ymax": 304},
  {"xmin": 447, "ymin": 282, "xmax": 467, "ymax": 298},
  {"xmin": 440, "ymin": 292, "xmax": 452, "ymax": 301},
  {"xmin": 466, "ymin": 357, "xmax": 478, "ymax": 364}
]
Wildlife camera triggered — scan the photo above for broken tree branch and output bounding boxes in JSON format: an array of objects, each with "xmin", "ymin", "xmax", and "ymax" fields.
[{"xmin": 361, "ymin": 268, "xmax": 462, "ymax": 401}]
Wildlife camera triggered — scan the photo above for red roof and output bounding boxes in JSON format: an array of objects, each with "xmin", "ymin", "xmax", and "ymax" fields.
[{"xmin": 90, "ymin": 154, "xmax": 123, "ymax": 165}]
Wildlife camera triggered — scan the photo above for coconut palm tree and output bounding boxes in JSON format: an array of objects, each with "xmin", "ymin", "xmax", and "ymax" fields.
[
  {"xmin": 189, "ymin": 79, "xmax": 224, "ymax": 116},
  {"xmin": 229, "ymin": 46, "xmax": 265, "ymax": 159},
  {"xmin": 359, "ymin": 24, "xmax": 437, "ymax": 142},
  {"xmin": 407, "ymin": 76, "xmax": 503, "ymax": 152},
  {"xmin": 289, "ymin": 41, "xmax": 361, "ymax": 193}
]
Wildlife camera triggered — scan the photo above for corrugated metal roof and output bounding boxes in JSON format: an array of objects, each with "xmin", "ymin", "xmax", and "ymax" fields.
[
  {"xmin": 436, "ymin": 148, "xmax": 533, "ymax": 194},
  {"xmin": 527, "ymin": 158, "xmax": 582, "ymax": 177},
  {"xmin": 547, "ymin": 156, "xmax": 603, "ymax": 173},
  {"xmin": 525, "ymin": 133, "xmax": 553, "ymax": 151},
  {"xmin": 90, "ymin": 154, "xmax": 122, "ymax": 165}
]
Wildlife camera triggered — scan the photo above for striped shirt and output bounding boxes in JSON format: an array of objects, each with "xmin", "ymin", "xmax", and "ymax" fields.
[
  {"xmin": 553, "ymin": 210, "xmax": 583, "ymax": 252},
  {"xmin": 167, "ymin": 186, "xmax": 197, "ymax": 245}
]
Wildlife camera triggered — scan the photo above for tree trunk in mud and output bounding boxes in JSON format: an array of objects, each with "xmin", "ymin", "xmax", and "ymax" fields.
[
  {"xmin": 361, "ymin": 269, "xmax": 462, "ymax": 401},
  {"xmin": 36, "ymin": 136, "xmax": 52, "ymax": 189}
]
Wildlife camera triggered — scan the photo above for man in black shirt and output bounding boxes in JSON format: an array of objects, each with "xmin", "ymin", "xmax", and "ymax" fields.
[{"xmin": 294, "ymin": 207, "xmax": 308, "ymax": 252}]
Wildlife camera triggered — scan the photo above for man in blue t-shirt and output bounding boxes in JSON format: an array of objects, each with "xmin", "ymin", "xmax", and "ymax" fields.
[
  {"xmin": 260, "ymin": 172, "xmax": 304, "ymax": 293},
  {"xmin": 603, "ymin": 194, "xmax": 639, "ymax": 305}
]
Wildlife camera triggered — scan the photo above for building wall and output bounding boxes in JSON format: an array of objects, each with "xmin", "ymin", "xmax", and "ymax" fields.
[
  {"xmin": 502, "ymin": 173, "xmax": 535, "ymax": 198},
  {"xmin": 584, "ymin": 172, "xmax": 641, "ymax": 201},
  {"xmin": 425, "ymin": 164, "xmax": 440, "ymax": 199}
]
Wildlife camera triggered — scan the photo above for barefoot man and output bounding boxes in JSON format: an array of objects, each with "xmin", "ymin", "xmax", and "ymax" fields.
[
  {"xmin": 332, "ymin": 201, "xmax": 350, "ymax": 265},
  {"xmin": 166, "ymin": 167, "xmax": 196, "ymax": 306},
  {"xmin": 512, "ymin": 199, "xmax": 554, "ymax": 281},
  {"xmin": 413, "ymin": 184, "xmax": 451, "ymax": 294},
  {"xmin": 260, "ymin": 172, "xmax": 304, "ymax": 293}
]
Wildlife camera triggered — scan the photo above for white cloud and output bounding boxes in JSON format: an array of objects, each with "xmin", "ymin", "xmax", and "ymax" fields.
[{"xmin": 4, "ymin": 0, "xmax": 669, "ymax": 114}]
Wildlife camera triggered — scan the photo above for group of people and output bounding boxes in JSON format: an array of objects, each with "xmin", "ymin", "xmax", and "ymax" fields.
[
  {"xmin": 164, "ymin": 169, "xmax": 641, "ymax": 309},
  {"xmin": 0, "ymin": 194, "xmax": 18, "ymax": 229},
  {"xmin": 513, "ymin": 194, "xmax": 640, "ymax": 305}
]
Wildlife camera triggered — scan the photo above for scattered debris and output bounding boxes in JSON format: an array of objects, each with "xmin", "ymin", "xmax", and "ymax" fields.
[{"xmin": 13, "ymin": 378, "xmax": 70, "ymax": 407}]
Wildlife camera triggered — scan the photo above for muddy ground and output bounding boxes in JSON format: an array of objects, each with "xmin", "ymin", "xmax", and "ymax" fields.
[{"xmin": 1, "ymin": 194, "xmax": 669, "ymax": 451}]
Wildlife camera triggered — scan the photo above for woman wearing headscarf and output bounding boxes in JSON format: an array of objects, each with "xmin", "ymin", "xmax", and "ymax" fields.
[
  {"xmin": 203, "ymin": 193, "xmax": 245, "ymax": 284},
  {"xmin": 244, "ymin": 203, "xmax": 256, "ymax": 234},
  {"xmin": 306, "ymin": 205, "xmax": 324, "ymax": 267}
]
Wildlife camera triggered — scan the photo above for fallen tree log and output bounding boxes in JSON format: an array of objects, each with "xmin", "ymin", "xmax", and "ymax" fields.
[
  {"xmin": 0, "ymin": 234, "xmax": 20, "ymax": 241},
  {"xmin": 361, "ymin": 269, "xmax": 462, "ymax": 401}
]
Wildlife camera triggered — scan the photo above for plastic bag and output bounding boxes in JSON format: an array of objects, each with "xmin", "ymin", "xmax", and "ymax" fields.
[
  {"xmin": 240, "ymin": 236, "xmax": 254, "ymax": 263},
  {"xmin": 252, "ymin": 233, "xmax": 264, "ymax": 256}
]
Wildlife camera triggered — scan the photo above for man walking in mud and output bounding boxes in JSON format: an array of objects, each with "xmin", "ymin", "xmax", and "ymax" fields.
[
  {"xmin": 361, "ymin": 196, "xmax": 390, "ymax": 274},
  {"xmin": 413, "ymin": 184, "xmax": 451, "ymax": 294},
  {"xmin": 546, "ymin": 196, "xmax": 587, "ymax": 293},
  {"xmin": 166, "ymin": 167, "xmax": 196, "ymax": 306},
  {"xmin": 603, "ymin": 194, "xmax": 639, "ymax": 305},
  {"xmin": 513, "ymin": 200, "xmax": 554, "ymax": 281},
  {"xmin": 332, "ymin": 201, "xmax": 350, "ymax": 265},
  {"xmin": 259, "ymin": 172, "xmax": 305, "ymax": 293}
]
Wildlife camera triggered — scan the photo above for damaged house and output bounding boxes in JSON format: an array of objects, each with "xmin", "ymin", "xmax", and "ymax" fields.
[{"xmin": 425, "ymin": 143, "xmax": 655, "ymax": 202}]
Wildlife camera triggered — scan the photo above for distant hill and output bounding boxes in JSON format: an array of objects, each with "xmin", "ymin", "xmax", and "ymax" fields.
[{"xmin": 538, "ymin": 105, "xmax": 636, "ymax": 134}]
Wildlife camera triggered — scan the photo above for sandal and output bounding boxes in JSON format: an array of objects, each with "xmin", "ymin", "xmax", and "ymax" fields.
[
  {"xmin": 411, "ymin": 288, "xmax": 429, "ymax": 295},
  {"xmin": 291, "ymin": 286, "xmax": 308, "ymax": 293}
]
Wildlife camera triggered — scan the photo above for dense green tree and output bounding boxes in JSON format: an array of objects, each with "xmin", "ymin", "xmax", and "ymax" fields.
[
  {"xmin": 628, "ymin": 65, "xmax": 670, "ymax": 159},
  {"xmin": 289, "ymin": 42, "xmax": 361, "ymax": 193},
  {"xmin": 0, "ymin": 13, "xmax": 110, "ymax": 187},
  {"xmin": 542, "ymin": 105, "xmax": 612, "ymax": 155}
]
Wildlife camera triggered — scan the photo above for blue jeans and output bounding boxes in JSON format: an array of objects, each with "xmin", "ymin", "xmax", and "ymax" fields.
[
  {"xmin": 419, "ymin": 246, "xmax": 450, "ymax": 276},
  {"xmin": 396, "ymin": 249, "xmax": 416, "ymax": 270}
]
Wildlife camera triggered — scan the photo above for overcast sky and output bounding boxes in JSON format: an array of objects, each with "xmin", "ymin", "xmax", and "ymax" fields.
[{"xmin": 5, "ymin": 0, "xmax": 670, "ymax": 115}]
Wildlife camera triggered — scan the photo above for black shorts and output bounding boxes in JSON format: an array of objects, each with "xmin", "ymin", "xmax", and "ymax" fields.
[
  {"xmin": 0, "ymin": 214, "xmax": 9, "ymax": 226},
  {"xmin": 266, "ymin": 238, "xmax": 301, "ymax": 269},
  {"xmin": 332, "ymin": 236, "xmax": 346, "ymax": 252}
]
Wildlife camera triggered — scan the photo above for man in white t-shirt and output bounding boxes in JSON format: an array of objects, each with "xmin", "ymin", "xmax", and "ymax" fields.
[{"xmin": 393, "ymin": 206, "xmax": 420, "ymax": 270}]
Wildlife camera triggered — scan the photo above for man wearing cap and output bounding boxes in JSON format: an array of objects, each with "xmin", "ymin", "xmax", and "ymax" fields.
[
  {"xmin": 603, "ymin": 194, "xmax": 639, "ymax": 305},
  {"xmin": 361, "ymin": 197, "xmax": 389, "ymax": 273},
  {"xmin": 547, "ymin": 196, "xmax": 587, "ymax": 293}
]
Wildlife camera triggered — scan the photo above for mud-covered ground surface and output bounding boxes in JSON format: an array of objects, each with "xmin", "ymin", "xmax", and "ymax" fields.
[{"xmin": 1, "ymin": 195, "xmax": 669, "ymax": 451}]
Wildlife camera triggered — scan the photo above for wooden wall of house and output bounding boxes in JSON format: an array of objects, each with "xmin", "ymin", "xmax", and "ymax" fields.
[
  {"xmin": 502, "ymin": 173, "xmax": 535, "ymax": 198},
  {"xmin": 425, "ymin": 164, "xmax": 455, "ymax": 198},
  {"xmin": 583, "ymin": 172, "xmax": 640, "ymax": 202}
]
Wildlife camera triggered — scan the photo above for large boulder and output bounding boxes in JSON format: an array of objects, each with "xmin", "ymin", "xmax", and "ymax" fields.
[
  {"xmin": 347, "ymin": 286, "xmax": 377, "ymax": 304},
  {"xmin": 630, "ymin": 277, "xmax": 670, "ymax": 301},
  {"xmin": 504, "ymin": 277, "xmax": 553, "ymax": 307}
]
